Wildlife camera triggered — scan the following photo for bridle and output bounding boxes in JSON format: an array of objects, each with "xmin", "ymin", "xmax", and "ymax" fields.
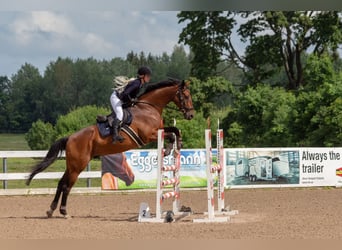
[
  {"xmin": 176, "ymin": 81, "xmax": 195, "ymax": 114},
  {"xmin": 132, "ymin": 80, "xmax": 194, "ymax": 114}
]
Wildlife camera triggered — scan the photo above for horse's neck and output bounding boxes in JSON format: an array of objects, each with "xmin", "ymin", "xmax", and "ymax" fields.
[{"xmin": 139, "ymin": 85, "xmax": 177, "ymax": 112}]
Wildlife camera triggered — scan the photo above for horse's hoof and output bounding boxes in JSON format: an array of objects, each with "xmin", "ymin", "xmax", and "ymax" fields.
[
  {"xmin": 63, "ymin": 214, "xmax": 71, "ymax": 219},
  {"xmin": 46, "ymin": 210, "xmax": 53, "ymax": 218}
]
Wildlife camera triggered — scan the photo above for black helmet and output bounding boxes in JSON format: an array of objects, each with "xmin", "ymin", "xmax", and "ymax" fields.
[{"xmin": 137, "ymin": 66, "xmax": 152, "ymax": 76}]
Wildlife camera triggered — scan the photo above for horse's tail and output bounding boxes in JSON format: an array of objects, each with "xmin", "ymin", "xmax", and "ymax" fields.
[{"xmin": 26, "ymin": 137, "xmax": 69, "ymax": 185}]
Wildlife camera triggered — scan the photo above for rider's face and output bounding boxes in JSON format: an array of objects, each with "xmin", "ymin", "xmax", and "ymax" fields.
[{"xmin": 143, "ymin": 74, "xmax": 151, "ymax": 83}]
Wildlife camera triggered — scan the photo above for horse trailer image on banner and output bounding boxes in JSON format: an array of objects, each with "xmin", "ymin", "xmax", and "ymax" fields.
[
  {"xmin": 248, "ymin": 156, "xmax": 274, "ymax": 182},
  {"xmin": 235, "ymin": 158, "xmax": 249, "ymax": 177},
  {"xmin": 272, "ymin": 157, "xmax": 290, "ymax": 177},
  {"xmin": 235, "ymin": 155, "xmax": 290, "ymax": 182}
]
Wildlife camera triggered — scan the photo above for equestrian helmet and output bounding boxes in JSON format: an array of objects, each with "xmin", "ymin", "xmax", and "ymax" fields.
[{"xmin": 137, "ymin": 66, "xmax": 152, "ymax": 76}]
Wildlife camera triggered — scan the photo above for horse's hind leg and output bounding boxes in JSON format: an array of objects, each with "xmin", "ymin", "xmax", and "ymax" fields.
[
  {"xmin": 59, "ymin": 170, "xmax": 81, "ymax": 218},
  {"xmin": 46, "ymin": 174, "xmax": 67, "ymax": 218}
]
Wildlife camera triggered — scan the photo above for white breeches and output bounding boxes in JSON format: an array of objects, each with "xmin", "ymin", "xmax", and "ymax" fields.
[{"xmin": 110, "ymin": 92, "xmax": 123, "ymax": 121}]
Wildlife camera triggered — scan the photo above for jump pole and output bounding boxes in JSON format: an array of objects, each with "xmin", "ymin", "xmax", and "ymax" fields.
[
  {"xmin": 139, "ymin": 129, "xmax": 188, "ymax": 223},
  {"xmin": 193, "ymin": 128, "xmax": 238, "ymax": 223}
]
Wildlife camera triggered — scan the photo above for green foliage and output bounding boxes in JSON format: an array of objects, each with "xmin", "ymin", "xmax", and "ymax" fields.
[
  {"xmin": 25, "ymin": 106, "xmax": 110, "ymax": 149},
  {"xmin": 291, "ymin": 54, "xmax": 342, "ymax": 146},
  {"xmin": 223, "ymin": 84, "xmax": 296, "ymax": 147},
  {"xmin": 0, "ymin": 76, "xmax": 11, "ymax": 131},
  {"xmin": 25, "ymin": 120, "xmax": 56, "ymax": 150},
  {"xmin": 8, "ymin": 63, "xmax": 43, "ymax": 131},
  {"xmin": 304, "ymin": 53, "xmax": 337, "ymax": 88},
  {"xmin": 175, "ymin": 111, "xmax": 207, "ymax": 148},
  {"xmin": 226, "ymin": 122, "xmax": 243, "ymax": 148},
  {"xmin": 168, "ymin": 45, "xmax": 191, "ymax": 80},
  {"xmin": 190, "ymin": 76, "xmax": 234, "ymax": 118},
  {"xmin": 178, "ymin": 11, "xmax": 235, "ymax": 80},
  {"xmin": 55, "ymin": 105, "xmax": 110, "ymax": 139},
  {"xmin": 3, "ymin": 32, "xmax": 342, "ymax": 150},
  {"xmin": 221, "ymin": 53, "xmax": 342, "ymax": 148},
  {"xmin": 1, "ymin": 45, "xmax": 193, "ymax": 133},
  {"xmin": 178, "ymin": 11, "xmax": 342, "ymax": 88}
]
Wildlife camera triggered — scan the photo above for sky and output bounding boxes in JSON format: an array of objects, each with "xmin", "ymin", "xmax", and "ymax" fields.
[
  {"xmin": 0, "ymin": 11, "xmax": 187, "ymax": 77},
  {"xmin": 1, "ymin": 8, "xmax": 340, "ymax": 78}
]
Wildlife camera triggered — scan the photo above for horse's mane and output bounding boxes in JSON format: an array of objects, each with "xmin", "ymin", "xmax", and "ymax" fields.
[{"xmin": 136, "ymin": 79, "xmax": 180, "ymax": 98}]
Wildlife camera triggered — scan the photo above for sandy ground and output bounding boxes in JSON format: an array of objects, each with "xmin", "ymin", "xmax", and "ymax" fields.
[{"xmin": 0, "ymin": 188, "xmax": 342, "ymax": 239}]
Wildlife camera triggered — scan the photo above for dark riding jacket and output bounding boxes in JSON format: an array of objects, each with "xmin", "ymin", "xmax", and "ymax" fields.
[{"xmin": 119, "ymin": 78, "xmax": 142, "ymax": 103}]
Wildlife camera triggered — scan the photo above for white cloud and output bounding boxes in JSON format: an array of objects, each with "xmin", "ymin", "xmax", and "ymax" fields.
[
  {"xmin": 84, "ymin": 33, "xmax": 114, "ymax": 54},
  {"xmin": 10, "ymin": 11, "xmax": 74, "ymax": 45},
  {"xmin": 31, "ymin": 11, "xmax": 74, "ymax": 36}
]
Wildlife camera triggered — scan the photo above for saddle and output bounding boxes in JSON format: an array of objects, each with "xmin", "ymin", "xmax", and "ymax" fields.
[
  {"xmin": 96, "ymin": 109, "xmax": 145, "ymax": 147},
  {"xmin": 96, "ymin": 109, "xmax": 132, "ymax": 137}
]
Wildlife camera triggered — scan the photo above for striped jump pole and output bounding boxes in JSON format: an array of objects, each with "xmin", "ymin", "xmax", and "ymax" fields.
[
  {"xmin": 193, "ymin": 129, "xmax": 238, "ymax": 223},
  {"xmin": 155, "ymin": 129, "xmax": 181, "ymax": 221},
  {"xmin": 139, "ymin": 129, "xmax": 186, "ymax": 223}
]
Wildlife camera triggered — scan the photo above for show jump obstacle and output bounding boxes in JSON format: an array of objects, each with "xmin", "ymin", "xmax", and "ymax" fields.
[
  {"xmin": 139, "ymin": 129, "xmax": 189, "ymax": 223},
  {"xmin": 193, "ymin": 129, "xmax": 238, "ymax": 223}
]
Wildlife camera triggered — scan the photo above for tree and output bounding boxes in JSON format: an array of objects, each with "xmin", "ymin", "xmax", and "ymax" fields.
[
  {"xmin": 223, "ymin": 84, "xmax": 296, "ymax": 147},
  {"xmin": 41, "ymin": 57, "xmax": 74, "ymax": 123},
  {"xmin": 178, "ymin": 11, "xmax": 342, "ymax": 88},
  {"xmin": 55, "ymin": 105, "xmax": 110, "ymax": 139},
  {"xmin": 25, "ymin": 120, "xmax": 56, "ymax": 150},
  {"xmin": 167, "ymin": 45, "xmax": 191, "ymax": 80},
  {"xmin": 190, "ymin": 76, "xmax": 235, "ymax": 118},
  {"xmin": 9, "ymin": 63, "xmax": 43, "ymax": 131},
  {"xmin": 290, "ymin": 54, "xmax": 342, "ymax": 146},
  {"xmin": 0, "ymin": 76, "xmax": 11, "ymax": 131},
  {"xmin": 178, "ymin": 12, "xmax": 235, "ymax": 80},
  {"xmin": 175, "ymin": 111, "xmax": 207, "ymax": 148}
]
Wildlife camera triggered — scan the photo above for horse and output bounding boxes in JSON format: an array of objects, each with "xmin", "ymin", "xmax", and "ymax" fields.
[{"xmin": 26, "ymin": 79, "xmax": 195, "ymax": 218}]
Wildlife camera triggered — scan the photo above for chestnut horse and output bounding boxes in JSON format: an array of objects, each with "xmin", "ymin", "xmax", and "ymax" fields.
[{"xmin": 26, "ymin": 79, "xmax": 194, "ymax": 218}]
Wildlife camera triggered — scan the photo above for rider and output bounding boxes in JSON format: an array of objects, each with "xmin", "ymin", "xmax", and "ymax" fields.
[{"xmin": 110, "ymin": 66, "xmax": 152, "ymax": 143}]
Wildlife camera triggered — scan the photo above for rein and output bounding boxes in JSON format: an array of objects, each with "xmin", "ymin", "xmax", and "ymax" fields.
[
  {"xmin": 132, "ymin": 100, "xmax": 161, "ymax": 110},
  {"xmin": 132, "ymin": 100, "xmax": 181, "ymax": 112},
  {"xmin": 131, "ymin": 83, "xmax": 194, "ymax": 114}
]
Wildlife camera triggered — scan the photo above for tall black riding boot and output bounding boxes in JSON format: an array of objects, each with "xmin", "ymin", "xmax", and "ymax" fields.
[{"xmin": 112, "ymin": 118, "xmax": 124, "ymax": 144}]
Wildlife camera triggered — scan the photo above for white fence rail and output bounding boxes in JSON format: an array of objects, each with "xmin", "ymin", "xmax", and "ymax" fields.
[{"xmin": 0, "ymin": 151, "xmax": 101, "ymax": 191}]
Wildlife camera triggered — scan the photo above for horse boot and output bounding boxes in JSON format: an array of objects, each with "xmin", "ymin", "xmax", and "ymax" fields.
[{"xmin": 112, "ymin": 118, "xmax": 124, "ymax": 144}]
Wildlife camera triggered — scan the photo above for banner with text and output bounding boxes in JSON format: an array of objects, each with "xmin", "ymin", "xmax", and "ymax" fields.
[
  {"xmin": 101, "ymin": 147, "xmax": 342, "ymax": 190},
  {"xmin": 102, "ymin": 149, "xmax": 208, "ymax": 190},
  {"xmin": 224, "ymin": 148, "xmax": 342, "ymax": 188}
]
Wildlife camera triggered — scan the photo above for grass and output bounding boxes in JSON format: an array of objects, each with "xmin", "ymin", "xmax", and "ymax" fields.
[
  {"xmin": 0, "ymin": 133, "xmax": 102, "ymax": 189},
  {"xmin": 0, "ymin": 133, "xmax": 30, "ymax": 150},
  {"xmin": 1, "ymin": 157, "xmax": 103, "ymax": 189}
]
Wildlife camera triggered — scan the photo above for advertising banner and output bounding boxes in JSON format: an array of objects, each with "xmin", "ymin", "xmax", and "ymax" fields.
[
  {"xmin": 101, "ymin": 149, "xmax": 209, "ymax": 190},
  {"xmin": 225, "ymin": 148, "xmax": 300, "ymax": 188},
  {"xmin": 225, "ymin": 148, "xmax": 342, "ymax": 188},
  {"xmin": 102, "ymin": 147, "xmax": 342, "ymax": 190},
  {"xmin": 300, "ymin": 148, "xmax": 339, "ymax": 186}
]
